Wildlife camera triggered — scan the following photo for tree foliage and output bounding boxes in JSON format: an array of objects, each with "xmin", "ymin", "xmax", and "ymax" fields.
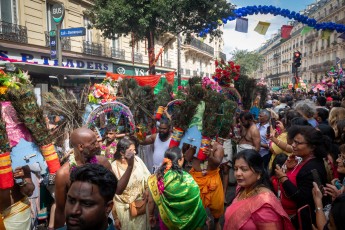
[
  {"xmin": 89, "ymin": 0, "xmax": 234, "ymax": 40},
  {"xmin": 230, "ymin": 49, "xmax": 264, "ymax": 76}
]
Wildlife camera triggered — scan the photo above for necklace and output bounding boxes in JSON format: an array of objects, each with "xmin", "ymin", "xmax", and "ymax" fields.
[
  {"xmin": 69, "ymin": 152, "xmax": 98, "ymax": 171},
  {"xmin": 238, "ymin": 188, "xmax": 258, "ymax": 200}
]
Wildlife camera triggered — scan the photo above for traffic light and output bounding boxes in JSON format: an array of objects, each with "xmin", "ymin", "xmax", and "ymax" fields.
[{"xmin": 293, "ymin": 51, "xmax": 301, "ymax": 68}]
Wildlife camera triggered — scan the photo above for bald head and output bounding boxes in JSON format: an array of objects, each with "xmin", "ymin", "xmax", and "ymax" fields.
[{"xmin": 70, "ymin": 127, "xmax": 96, "ymax": 148}]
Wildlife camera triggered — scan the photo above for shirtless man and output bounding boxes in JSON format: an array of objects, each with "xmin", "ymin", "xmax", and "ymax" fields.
[
  {"xmin": 0, "ymin": 166, "xmax": 35, "ymax": 230},
  {"xmin": 184, "ymin": 141, "xmax": 224, "ymax": 230},
  {"xmin": 54, "ymin": 127, "xmax": 131, "ymax": 228},
  {"xmin": 237, "ymin": 111, "xmax": 260, "ymax": 153}
]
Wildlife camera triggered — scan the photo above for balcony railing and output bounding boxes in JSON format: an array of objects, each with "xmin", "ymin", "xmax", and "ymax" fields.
[
  {"xmin": 0, "ymin": 20, "xmax": 28, "ymax": 44},
  {"xmin": 83, "ymin": 41, "xmax": 103, "ymax": 56},
  {"xmin": 193, "ymin": 70, "xmax": 198, "ymax": 76},
  {"xmin": 186, "ymin": 37, "xmax": 214, "ymax": 55},
  {"xmin": 111, "ymin": 48, "xmax": 125, "ymax": 59},
  {"xmin": 163, "ymin": 60, "xmax": 172, "ymax": 68},
  {"xmin": 200, "ymin": 71, "xmax": 205, "ymax": 76},
  {"xmin": 180, "ymin": 68, "xmax": 184, "ymax": 75},
  {"xmin": 44, "ymin": 31, "xmax": 71, "ymax": 51},
  {"xmin": 132, "ymin": 52, "xmax": 143, "ymax": 63}
]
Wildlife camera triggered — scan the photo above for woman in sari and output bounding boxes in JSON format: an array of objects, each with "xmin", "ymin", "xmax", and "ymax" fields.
[
  {"xmin": 147, "ymin": 147, "xmax": 207, "ymax": 230},
  {"xmin": 111, "ymin": 137, "xmax": 151, "ymax": 230},
  {"xmin": 224, "ymin": 149, "xmax": 294, "ymax": 230}
]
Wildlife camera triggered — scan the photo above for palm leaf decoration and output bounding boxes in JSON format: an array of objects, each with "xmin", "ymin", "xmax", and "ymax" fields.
[
  {"xmin": 117, "ymin": 78, "xmax": 155, "ymax": 125},
  {"xmin": 42, "ymin": 86, "xmax": 89, "ymax": 147}
]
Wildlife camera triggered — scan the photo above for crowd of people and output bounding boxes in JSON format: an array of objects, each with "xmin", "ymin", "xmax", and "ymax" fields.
[{"xmin": 2, "ymin": 89, "xmax": 345, "ymax": 230}]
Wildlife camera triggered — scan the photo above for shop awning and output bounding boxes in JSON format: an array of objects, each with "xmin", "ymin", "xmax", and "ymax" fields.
[
  {"xmin": 271, "ymin": 86, "xmax": 281, "ymax": 92},
  {"xmin": 2, "ymin": 62, "xmax": 106, "ymax": 77}
]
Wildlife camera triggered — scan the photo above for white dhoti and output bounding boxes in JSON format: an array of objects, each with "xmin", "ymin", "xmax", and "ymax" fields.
[
  {"xmin": 1, "ymin": 197, "xmax": 31, "ymax": 230},
  {"xmin": 237, "ymin": 144, "xmax": 255, "ymax": 153}
]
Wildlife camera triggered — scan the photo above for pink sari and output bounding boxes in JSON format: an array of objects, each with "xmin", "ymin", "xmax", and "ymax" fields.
[{"xmin": 223, "ymin": 191, "xmax": 294, "ymax": 230}]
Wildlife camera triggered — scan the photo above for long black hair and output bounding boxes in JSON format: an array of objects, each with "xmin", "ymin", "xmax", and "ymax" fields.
[
  {"xmin": 234, "ymin": 149, "xmax": 273, "ymax": 191},
  {"xmin": 113, "ymin": 137, "xmax": 134, "ymax": 160},
  {"xmin": 330, "ymin": 193, "xmax": 345, "ymax": 230},
  {"xmin": 156, "ymin": 147, "xmax": 183, "ymax": 180}
]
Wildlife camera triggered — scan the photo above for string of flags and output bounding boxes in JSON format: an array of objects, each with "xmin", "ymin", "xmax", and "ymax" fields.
[{"xmin": 234, "ymin": 18, "xmax": 345, "ymax": 40}]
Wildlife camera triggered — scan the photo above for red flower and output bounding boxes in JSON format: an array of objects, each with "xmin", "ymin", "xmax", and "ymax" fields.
[
  {"xmin": 215, "ymin": 60, "xmax": 219, "ymax": 66},
  {"xmin": 234, "ymin": 75, "xmax": 239, "ymax": 81},
  {"xmin": 177, "ymin": 86, "xmax": 183, "ymax": 90}
]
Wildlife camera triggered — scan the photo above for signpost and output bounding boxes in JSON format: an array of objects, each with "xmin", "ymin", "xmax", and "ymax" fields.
[
  {"xmin": 50, "ymin": 31, "xmax": 57, "ymax": 59},
  {"xmin": 51, "ymin": 3, "xmax": 65, "ymax": 66}
]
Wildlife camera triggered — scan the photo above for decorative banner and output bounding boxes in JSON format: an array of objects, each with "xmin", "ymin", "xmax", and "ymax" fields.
[
  {"xmin": 281, "ymin": 25, "xmax": 294, "ymax": 39},
  {"xmin": 105, "ymin": 71, "xmax": 175, "ymax": 88},
  {"xmin": 338, "ymin": 32, "xmax": 345, "ymax": 40},
  {"xmin": 235, "ymin": 18, "xmax": 248, "ymax": 33},
  {"xmin": 321, "ymin": 30, "xmax": 332, "ymax": 40},
  {"xmin": 254, "ymin": 21, "xmax": 270, "ymax": 35},
  {"xmin": 300, "ymin": 26, "xmax": 313, "ymax": 36}
]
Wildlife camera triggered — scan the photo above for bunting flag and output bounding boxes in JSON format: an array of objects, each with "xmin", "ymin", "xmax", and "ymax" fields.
[
  {"xmin": 254, "ymin": 21, "xmax": 270, "ymax": 35},
  {"xmin": 321, "ymin": 30, "xmax": 332, "ymax": 40},
  {"xmin": 338, "ymin": 32, "xmax": 345, "ymax": 40},
  {"xmin": 281, "ymin": 25, "xmax": 294, "ymax": 39},
  {"xmin": 300, "ymin": 26, "xmax": 313, "ymax": 36},
  {"xmin": 235, "ymin": 18, "xmax": 248, "ymax": 33},
  {"xmin": 105, "ymin": 71, "xmax": 175, "ymax": 87}
]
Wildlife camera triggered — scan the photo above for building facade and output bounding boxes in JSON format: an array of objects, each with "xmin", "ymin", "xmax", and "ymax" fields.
[
  {"xmin": 0, "ymin": 0, "xmax": 226, "ymax": 86},
  {"xmin": 255, "ymin": 0, "xmax": 345, "ymax": 89}
]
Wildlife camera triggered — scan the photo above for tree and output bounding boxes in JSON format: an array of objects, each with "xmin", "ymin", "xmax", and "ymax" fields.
[
  {"xmin": 88, "ymin": 0, "xmax": 234, "ymax": 74},
  {"xmin": 230, "ymin": 49, "xmax": 264, "ymax": 76}
]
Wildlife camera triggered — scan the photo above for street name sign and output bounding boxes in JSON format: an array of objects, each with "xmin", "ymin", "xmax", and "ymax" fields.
[{"xmin": 60, "ymin": 27, "xmax": 86, "ymax": 37}]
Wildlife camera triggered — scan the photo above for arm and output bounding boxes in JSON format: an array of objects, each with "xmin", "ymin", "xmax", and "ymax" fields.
[
  {"xmin": 13, "ymin": 166, "xmax": 35, "ymax": 197},
  {"xmin": 54, "ymin": 167, "xmax": 69, "ymax": 228},
  {"xmin": 183, "ymin": 145, "xmax": 196, "ymax": 162},
  {"xmin": 115, "ymin": 149, "xmax": 135, "ymax": 195},
  {"xmin": 138, "ymin": 133, "xmax": 156, "ymax": 146},
  {"xmin": 207, "ymin": 142, "xmax": 224, "ymax": 169},
  {"xmin": 251, "ymin": 128, "xmax": 261, "ymax": 152},
  {"xmin": 253, "ymin": 203, "xmax": 285, "ymax": 230},
  {"xmin": 312, "ymin": 182, "xmax": 327, "ymax": 230},
  {"xmin": 148, "ymin": 190, "xmax": 156, "ymax": 227}
]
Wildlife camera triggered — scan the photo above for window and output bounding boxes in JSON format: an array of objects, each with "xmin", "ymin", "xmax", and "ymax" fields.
[
  {"xmin": 164, "ymin": 49, "xmax": 168, "ymax": 60},
  {"xmin": 0, "ymin": 0, "xmax": 16, "ymax": 23},
  {"xmin": 83, "ymin": 15, "xmax": 92, "ymax": 42},
  {"xmin": 112, "ymin": 34, "xmax": 120, "ymax": 49}
]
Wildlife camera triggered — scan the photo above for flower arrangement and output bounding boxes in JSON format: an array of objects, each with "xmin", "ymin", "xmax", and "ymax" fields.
[
  {"xmin": 88, "ymin": 76, "xmax": 121, "ymax": 104},
  {"xmin": 256, "ymin": 77, "xmax": 267, "ymax": 87},
  {"xmin": 202, "ymin": 76, "xmax": 222, "ymax": 92},
  {"xmin": 212, "ymin": 60, "xmax": 241, "ymax": 87}
]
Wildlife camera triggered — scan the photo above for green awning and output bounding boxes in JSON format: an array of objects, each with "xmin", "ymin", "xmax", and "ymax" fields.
[{"xmin": 271, "ymin": 86, "xmax": 281, "ymax": 92}]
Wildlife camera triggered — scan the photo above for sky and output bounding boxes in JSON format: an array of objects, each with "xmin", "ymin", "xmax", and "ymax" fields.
[{"xmin": 224, "ymin": 0, "xmax": 316, "ymax": 58}]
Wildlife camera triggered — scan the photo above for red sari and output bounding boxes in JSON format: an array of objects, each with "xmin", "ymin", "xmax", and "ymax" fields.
[{"xmin": 223, "ymin": 191, "xmax": 294, "ymax": 230}]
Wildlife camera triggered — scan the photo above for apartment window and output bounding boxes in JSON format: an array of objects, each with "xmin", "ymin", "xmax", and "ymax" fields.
[
  {"xmin": 83, "ymin": 15, "xmax": 92, "ymax": 42},
  {"xmin": 164, "ymin": 49, "xmax": 168, "ymax": 60},
  {"xmin": 112, "ymin": 34, "xmax": 120, "ymax": 49},
  {"xmin": 1, "ymin": 0, "xmax": 16, "ymax": 23}
]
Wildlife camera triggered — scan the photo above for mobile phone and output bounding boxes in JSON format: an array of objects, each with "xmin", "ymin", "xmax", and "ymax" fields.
[
  {"xmin": 266, "ymin": 125, "xmax": 271, "ymax": 136},
  {"xmin": 270, "ymin": 118, "xmax": 277, "ymax": 129},
  {"xmin": 297, "ymin": 204, "xmax": 312, "ymax": 230},
  {"xmin": 311, "ymin": 169, "xmax": 325, "ymax": 194}
]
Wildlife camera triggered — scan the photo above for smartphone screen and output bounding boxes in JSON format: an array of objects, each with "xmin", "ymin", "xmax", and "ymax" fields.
[
  {"xmin": 298, "ymin": 204, "xmax": 312, "ymax": 230},
  {"xmin": 266, "ymin": 125, "xmax": 271, "ymax": 136}
]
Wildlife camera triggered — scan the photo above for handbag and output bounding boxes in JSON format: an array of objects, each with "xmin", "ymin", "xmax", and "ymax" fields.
[{"xmin": 129, "ymin": 199, "xmax": 147, "ymax": 217}]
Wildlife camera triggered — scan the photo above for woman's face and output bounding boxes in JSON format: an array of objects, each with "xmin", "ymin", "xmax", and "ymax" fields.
[
  {"xmin": 291, "ymin": 134, "xmax": 314, "ymax": 159},
  {"xmin": 234, "ymin": 158, "xmax": 260, "ymax": 189},
  {"xmin": 336, "ymin": 152, "xmax": 345, "ymax": 174}
]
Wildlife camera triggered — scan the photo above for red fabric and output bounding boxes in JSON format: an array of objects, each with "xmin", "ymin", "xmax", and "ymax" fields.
[
  {"xmin": 45, "ymin": 158, "xmax": 61, "ymax": 174},
  {"xmin": 169, "ymin": 139, "xmax": 180, "ymax": 148},
  {"xmin": 106, "ymin": 72, "xmax": 175, "ymax": 88},
  {"xmin": 0, "ymin": 167, "xmax": 14, "ymax": 189},
  {"xmin": 164, "ymin": 72, "xmax": 175, "ymax": 85},
  {"xmin": 281, "ymin": 25, "xmax": 294, "ymax": 39},
  {"xmin": 40, "ymin": 144, "xmax": 61, "ymax": 174},
  {"xmin": 197, "ymin": 149, "xmax": 207, "ymax": 161}
]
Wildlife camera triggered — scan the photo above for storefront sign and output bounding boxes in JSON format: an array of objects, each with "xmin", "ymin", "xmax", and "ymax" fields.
[
  {"xmin": 113, "ymin": 63, "xmax": 170, "ymax": 76},
  {"xmin": 0, "ymin": 48, "xmax": 113, "ymax": 72}
]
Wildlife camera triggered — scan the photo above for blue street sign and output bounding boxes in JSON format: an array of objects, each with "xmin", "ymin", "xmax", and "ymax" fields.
[{"xmin": 60, "ymin": 27, "xmax": 86, "ymax": 37}]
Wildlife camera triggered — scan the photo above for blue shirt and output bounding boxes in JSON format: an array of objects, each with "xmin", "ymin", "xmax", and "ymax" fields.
[{"xmin": 256, "ymin": 122, "xmax": 270, "ymax": 157}]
